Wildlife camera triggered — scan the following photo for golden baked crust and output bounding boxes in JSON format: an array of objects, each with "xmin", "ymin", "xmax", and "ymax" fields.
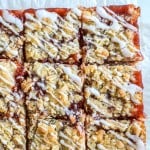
[
  {"xmin": 86, "ymin": 116, "xmax": 146, "ymax": 150},
  {"xmin": 22, "ymin": 62, "xmax": 84, "ymax": 119},
  {"xmin": 24, "ymin": 8, "xmax": 81, "ymax": 64},
  {"xmin": 0, "ymin": 10, "xmax": 24, "ymax": 61},
  {"xmin": 27, "ymin": 116, "xmax": 85, "ymax": 150},
  {"xmin": 84, "ymin": 64, "xmax": 143, "ymax": 118}
]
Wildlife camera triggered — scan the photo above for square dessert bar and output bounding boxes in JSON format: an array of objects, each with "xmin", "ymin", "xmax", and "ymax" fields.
[
  {"xmin": 21, "ymin": 62, "xmax": 84, "ymax": 119},
  {"xmin": 86, "ymin": 116, "xmax": 146, "ymax": 150},
  {"xmin": 0, "ymin": 10, "xmax": 24, "ymax": 61},
  {"xmin": 0, "ymin": 117, "xmax": 26, "ymax": 150},
  {"xmin": 24, "ymin": 8, "xmax": 82, "ymax": 64},
  {"xmin": 82, "ymin": 5, "xmax": 142, "ymax": 64},
  {"xmin": 84, "ymin": 64, "xmax": 143, "ymax": 118},
  {"xmin": 27, "ymin": 116, "xmax": 85, "ymax": 150},
  {"xmin": 0, "ymin": 60, "xmax": 25, "ymax": 118}
]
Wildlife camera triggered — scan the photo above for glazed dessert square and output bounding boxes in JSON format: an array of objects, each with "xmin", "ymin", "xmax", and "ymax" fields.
[
  {"xmin": 0, "ymin": 60, "xmax": 25, "ymax": 117},
  {"xmin": 0, "ymin": 10, "xmax": 24, "ymax": 61},
  {"xmin": 82, "ymin": 5, "xmax": 142, "ymax": 64},
  {"xmin": 24, "ymin": 8, "xmax": 82, "ymax": 64},
  {"xmin": 27, "ymin": 116, "xmax": 85, "ymax": 150},
  {"xmin": 84, "ymin": 64, "xmax": 143, "ymax": 118},
  {"xmin": 21, "ymin": 62, "xmax": 84, "ymax": 118},
  {"xmin": 86, "ymin": 116, "xmax": 146, "ymax": 150},
  {"xmin": 0, "ymin": 117, "xmax": 26, "ymax": 150}
]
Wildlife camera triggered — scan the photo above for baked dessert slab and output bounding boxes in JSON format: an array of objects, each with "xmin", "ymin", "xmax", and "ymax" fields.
[
  {"xmin": 0, "ymin": 5, "xmax": 145, "ymax": 149},
  {"xmin": 27, "ymin": 116, "xmax": 85, "ymax": 150},
  {"xmin": 82, "ymin": 5, "xmax": 142, "ymax": 64},
  {"xmin": 24, "ymin": 8, "xmax": 82, "ymax": 64},
  {"xmin": 84, "ymin": 64, "xmax": 143, "ymax": 118},
  {"xmin": 0, "ymin": 60, "xmax": 25, "ymax": 118},
  {"xmin": 0, "ymin": 117, "xmax": 26, "ymax": 150},
  {"xmin": 0, "ymin": 10, "xmax": 24, "ymax": 61},
  {"xmin": 21, "ymin": 62, "xmax": 84, "ymax": 119},
  {"xmin": 86, "ymin": 116, "xmax": 146, "ymax": 150}
]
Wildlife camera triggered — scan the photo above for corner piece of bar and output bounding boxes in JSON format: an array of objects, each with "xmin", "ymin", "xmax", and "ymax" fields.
[
  {"xmin": 81, "ymin": 5, "xmax": 142, "ymax": 64},
  {"xmin": 24, "ymin": 8, "xmax": 82, "ymax": 64},
  {"xmin": 27, "ymin": 116, "xmax": 85, "ymax": 150},
  {"xmin": 84, "ymin": 64, "xmax": 143, "ymax": 118},
  {"xmin": 21, "ymin": 62, "xmax": 85, "ymax": 120},
  {"xmin": 0, "ymin": 10, "xmax": 24, "ymax": 61},
  {"xmin": 86, "ymin": 116, "xmax": 146, "ymax": 150}
]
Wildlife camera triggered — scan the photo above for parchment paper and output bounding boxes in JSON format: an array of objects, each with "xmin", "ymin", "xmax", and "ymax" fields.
[{"xmin": 0, "ymin": 0, "xmax": 149, "ymax": 149}]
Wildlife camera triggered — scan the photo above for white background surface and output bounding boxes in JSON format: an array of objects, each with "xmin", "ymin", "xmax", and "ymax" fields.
[
  {"xmin": 0, "ymin": 0, "xmax": 149, "ymax": 149},
  {"xmin": 139, "ymin": 1, "xmax": 150, "ymax": 149}
]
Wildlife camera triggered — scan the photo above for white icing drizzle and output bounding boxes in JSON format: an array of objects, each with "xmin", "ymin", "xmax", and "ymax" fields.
[
  {"xmin": 26, "ymin": 9, "xmax": 78, "ymax": 37},
  {"xmin": 93, "ymin": 119, "xmax": 111, "ymax": 127},
  {"xmin": 9, "ymin": 118, "xmax": 24, "ymax": 134},
  {"xmin": 26, "ymin": 13, "xmax": 58, "ymax": 33},
  {"xmin": 13, "ymin": 137, "xmax": 24, "ymax": 146},
  {"xmin": 64, "ymin": 108, "xmax": 75, "ymax": 116},
  {"xmin": 24, "ymin": 22, "xmax": 35, "ymax": 30},
  {"xmin": 66, "ymin": 13, "xmax": 78, "ymax": 24},
  {"xmin": 0, "ymin": 16, "xmax": 19, "ymax": 35},
  {"xmin": 110, "ymin": 120, "xmax": 128, "ymax": 130},
  {"xmin": 96, "ymin": 7, "xmax": 121, "ymax": 31},
  {"xmin": 37, "ymin": 82, "xmax": 46, "ymax": 90},
  {"xmin": 60, "ymin": 139, "xmax": 75, "ymax": 150},
  {"xmin": 112, "ymin": 36, "xmax": 134, "ymax": 57},
  {"xmin": 27, "ymin": 32, "xmax": 57, "ymax": 58},
  {"xmin": 126, "ymin": 132, "xmax": 145, "ymax": 150},
  {"xmin": 59, "ymin": 131, "xmax": 81, "ymax": 148},
  {"xmin": 12, "ymin": 91, "xmax": 22, "ymax": 100},
  {"xmin": 50, "ymin": 102, "xmax": 64, "ymax": 112},
  {"xmin": 87, "ymin": 99, "xmax": 111, "ymax": 117},
  {"xmin": 0, "ymin": 136, "xmax": 7, "ymax": 145},
  {"xmin": 83, "ymin": 24, "xmax": 97, "ymax": 34},
  {"xmin": 133, "ymin": 121, "xmax": 142, "ymax": 131},
  {"xmin": 58, "ymin": 21, "xmax": 78, "ymax": 34},
  {"xmin": 49, "ymin": 92, "xmax": 65, "ymax": 107},
  {"xmin": 36, "ymin": 10, "xmax": 58, "ymax": 22},
  {"xmin": 61, "ymin": 66, "xmax": 82, "ymax": 85},
  {"xmin": 72, "ymin": 8, "xmax": 81, "ymax": 16},
  {"xmin": 98, "ymin": 67, "xmax": 142, "ymax": 104},
  {"xmin": 5, "ymin": 46, "xmax": 18, "ymax": 56},
  {"xmin": 50, "ymin": 132, "xmax": 57, "ymax": 138},
  {"xmin": 25, "ymin": 10, "xmax": 80, "ymax": 61},
  {"xmin": 84, "ymin": 15, "xmax": 109, "ymax": 30},
  {"xmin": 0, "ymin": 75, "xmax": 14, "ymax": 87},
  {"xmin": 109, "ymin": 130, "xmax": 136, "ymax": 148},
  {"xmin": 97, "ymin": 144, "xmax": 108, "ymax": 150},
  {"xmin": 0, "ymin": 64, "xmax": 15, "ymax": 87},
  {"xmin": 28, "ymin": 91, "xmax": 38, "ymax": 101},
  {"xmin": 113, "ymin": 76, "xmax": 142, "ymax": 104},
  {"xmin": 0, "ymin": 87, "xmax": 12, "ymax": 95},
  {"xmin": 104, "ymin": 7, "xmax": 138, "ymax": 32},
  {"xmin": 86, "ymin": 87, "xmax": 100, "ymax": 97},
  {"xmin": 25, "ymin": 13, "xmax": 42, "ymax": 26},
  {"xmin": 44, "ymin": 33, "xmax": 60, "ymax": 47},
  {"xmin": 2, "ymin": 10, "xmax": 23, "ymax": 31},
  {"xmin": 126, "ymin": 84, "xmax": 142, "ymax": 104},
  {"xmin": 40, "ymin": 37, "xmax": 58, "ymax": 52},
  {"xmin": 96, "ymin": 6, "xmax": 137, "ymax": 32},
  {"xmin": 0, "ymin": 123, "xmax": 13, "ymax": 135}
]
